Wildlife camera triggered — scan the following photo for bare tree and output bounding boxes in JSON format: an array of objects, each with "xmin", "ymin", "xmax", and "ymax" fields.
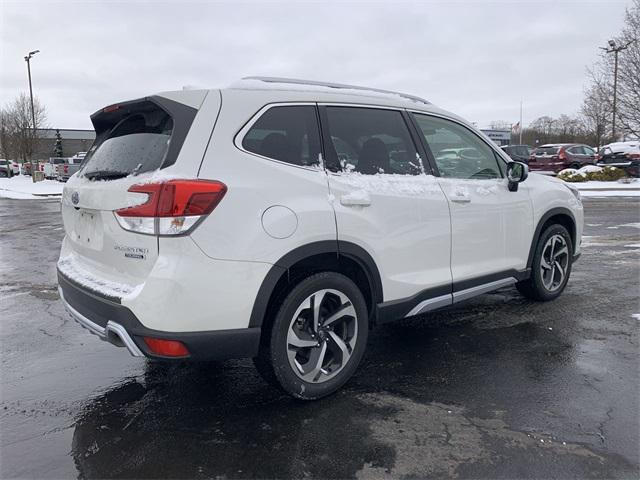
[
  {"xmin": 2, "ymin": 93, "xmax": 47, "ymax": 164},
  {"xmin": 616, "ymin": 0, "xmax": 640, "ymax": 137},
  {"xmin": 587, "ymin": 0, "xmax": 639, "ymax": 139},
  {"xmin": 581, "ymin": 80, "xmax": 611, "ymax": 148}
]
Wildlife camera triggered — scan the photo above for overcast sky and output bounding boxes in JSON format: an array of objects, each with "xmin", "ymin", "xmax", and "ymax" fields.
[{"xmin": 0, "ymin": 0, "xmax": 631, "ymax": 130}]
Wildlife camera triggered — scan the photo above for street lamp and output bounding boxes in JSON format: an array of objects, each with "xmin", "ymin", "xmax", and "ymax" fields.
[
  {"xmin": 24, "ymin": 50, "xmax": 39, "ymax": 180},
  {"xmin": 600, "ymin": 39, "xmax": 633, "ymax": 141}
]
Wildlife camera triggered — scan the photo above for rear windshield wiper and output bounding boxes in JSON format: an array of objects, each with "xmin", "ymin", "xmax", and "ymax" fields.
[{"xmin": 83, "ymin": 170, "xmax": 130, "ymax": 181}]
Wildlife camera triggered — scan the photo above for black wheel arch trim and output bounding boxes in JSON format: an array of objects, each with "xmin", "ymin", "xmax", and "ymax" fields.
[
  {"xmin": 248, "ymin": 240, "xmax": 383, "ymax": 328},
  {"xmin": 526, "ymin": 207, "xmax": 577, "ymax": 269}
]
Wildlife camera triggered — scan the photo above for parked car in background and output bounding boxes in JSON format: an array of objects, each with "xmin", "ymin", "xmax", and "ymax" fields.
[
  {"xmin": 57, "ymin": 78, "xmax": 583, "ymax": 400},
  {"xmin": 597, "ymin": 141, "xmax": 640, "ymax": 177},
  {"xmin": 0, "ymin": 159, "xmax": 13, "ymax": 177},
  {"xmin": 501, "ymin": 145, "xmax": 532, "ymax": 163},
  {"xmin": 10, "ymin": 161, "xmax": 20, "ymax": 175},
  {"xmin": 528, "ymin": 144, "xmax": 597, "ymax": 174},
  {"xmin": 22, "ymin": 162, "xmax": 33, "ymax": 175},
  {"xmin": 57, "ymin": 152, "xmax": 86, "ymax": 182},
  {"xmin": 44, "ymin": 158, "xmax": 68, "ymax": 179}
]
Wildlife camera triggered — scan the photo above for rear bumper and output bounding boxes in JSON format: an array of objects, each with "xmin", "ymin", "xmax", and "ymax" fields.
[{"xmin": 58, "ymin": 270, "xmax": 261, "ymax": 361}]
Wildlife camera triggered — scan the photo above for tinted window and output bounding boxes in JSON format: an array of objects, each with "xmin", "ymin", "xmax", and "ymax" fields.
[
  {"xmin": 242, "ymin": 106, "xmax": 321, "ymax": 167},
  {"xmin": 82, "ymin": 102, "xmax": 173, "ymax": 180},
  {"xmin": 412, "ymin": 114, "xmax": 502, "ymax": 179},
  {"xmin": 323, "ymin": 107, "xmax": 420, "ymax": 175},
  {"xmin": 534, "ymin": 146, "xmax": 560, "ymax": 156},
  {"xmin": 583, "ymin": 146, "xmax": 595, "ymax": 155}
]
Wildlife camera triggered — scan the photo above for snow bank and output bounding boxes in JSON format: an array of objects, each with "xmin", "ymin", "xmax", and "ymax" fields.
[
  {"xmin": 0, "ymin": 176, "xmax": 63, "ymax": 199},
  {"xmin": 578, "ymin": 165, "xmax": 603, "ymax": 174}
]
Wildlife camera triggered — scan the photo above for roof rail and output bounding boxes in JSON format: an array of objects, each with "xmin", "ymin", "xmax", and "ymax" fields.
[{"xmin": 241, "ymin": 76, "xmax": 430, "ymax": 105}]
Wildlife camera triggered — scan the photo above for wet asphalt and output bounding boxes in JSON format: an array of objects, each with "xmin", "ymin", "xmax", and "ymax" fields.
[{"xmin": 0, "ymin": 196, "xmax": 639, "ymax": 479}]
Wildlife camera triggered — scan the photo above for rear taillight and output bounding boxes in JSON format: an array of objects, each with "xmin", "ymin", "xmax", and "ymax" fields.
[
  {"xmin": 628, "ymin": 153, "xmax": 640, "ymax": 160},
  {"xmin": 114, "ymin": 179, "xmax": 227, "ymax": 236},
  {"xmin": 558, "ymin": 148, "xmax": 567, "ymax": 161}
]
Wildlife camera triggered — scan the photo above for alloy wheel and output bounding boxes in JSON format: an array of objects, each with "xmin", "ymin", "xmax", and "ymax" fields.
[
  {"xmin": 540, "ymin": 234, "xmax": 570, "ymax": 292},
  {"xmin": 286, "ymin": 289, "xmax": 358, "ymax": 383}
]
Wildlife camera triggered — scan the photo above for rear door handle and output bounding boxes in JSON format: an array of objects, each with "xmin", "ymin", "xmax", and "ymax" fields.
[
  {"xmin": 450, "ymin": 195, "xmax": 471, "ymax": 204},
  {"xmin": 340, "ymin": 194, "xmax": 371, "ymax": 207}
]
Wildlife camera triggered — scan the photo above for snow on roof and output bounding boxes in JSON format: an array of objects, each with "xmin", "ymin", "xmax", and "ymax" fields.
[{"xmin": 228, "ymin": 77, "xmax": 431, "ymax": 106}]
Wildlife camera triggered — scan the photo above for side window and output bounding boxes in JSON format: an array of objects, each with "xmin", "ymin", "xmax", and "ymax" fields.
[
  {"xmin": 583, "ymin": 146, "xmax": 595, "ymax": 156},
  {"xmin": 412, "ymin": 113, "xmax": 503, "ymax": 179},
  {"xmin": 242, "ymin": 106, "xmax": 321, "ymax": 167},
  {"xmin": 323, "ymin": 107, "xmax": 421, "ymax": 175},
  {"xmin": 567, "ymin": 146, "xmax": 580, "ymax": 155}
]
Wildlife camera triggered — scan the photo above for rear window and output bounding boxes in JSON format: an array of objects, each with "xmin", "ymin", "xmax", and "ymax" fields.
[
  {"xmin": 534, "ymin": 147, "xmax": 559, "ymax": 155},
  {"xmin": 82, "ymin": 101, "xmax": 174, "ymax": 180}
]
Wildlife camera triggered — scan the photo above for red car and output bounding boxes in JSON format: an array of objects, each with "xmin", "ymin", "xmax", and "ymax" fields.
[{"xmin": 528, "ymin": 144, "xmax": 597, "ymax": 174}]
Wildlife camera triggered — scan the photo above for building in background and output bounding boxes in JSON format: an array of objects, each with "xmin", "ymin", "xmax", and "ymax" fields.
[
  {"xmin": 480, "ymin": 129, "xmax": 511, "ymax": 146},
  {"xmin": 33, "ymin": 128, "xmax": 95, "ymax": 159}
]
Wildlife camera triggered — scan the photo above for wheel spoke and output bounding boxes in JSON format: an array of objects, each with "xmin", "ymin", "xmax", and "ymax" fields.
[
  {"xmin": 312, "ymin": 290, "xmax": 327, "ymax": 334},
  {"xmin": 301, "ymin": 341, "xmax": 327, "ymax": 382},
  {"xmin": 554, "ymin": 260, "xmax": 565, "ymax": 284},
  {"xmin": 322, "ymin": 303, "xmax": 355, "ymax": 327},
  {"xmin": 554, "ymin": 245, "xmax": 568, "ymax": 260},
  {"xmin": 287, "ymin": 328, "xmax": 318, "ymax": 348},
  {"xmin": 328, "ymin": 331, "xmax": 351, "ymax": 363},
  {"xmin": 540, "ymin": 256, "xmax": 553, "ymax": 270}
]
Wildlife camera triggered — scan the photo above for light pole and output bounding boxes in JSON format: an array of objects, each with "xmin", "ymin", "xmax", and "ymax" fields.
[
  {"xmin": 600, "ymin": 39, "xmax": 632, "ymax": 141},
  {"xmin": 24, "ymin": 49, "xmax": 39, "ymax": 180}
]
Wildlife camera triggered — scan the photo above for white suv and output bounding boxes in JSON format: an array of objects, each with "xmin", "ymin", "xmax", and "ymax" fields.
[{"xmin": 57, "ymin": 77, "xmax": 583, "ymax": 399}]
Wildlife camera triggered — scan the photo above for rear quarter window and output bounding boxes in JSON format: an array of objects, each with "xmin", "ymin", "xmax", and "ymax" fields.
[{"xmin": 241, "ymin": 105, "xmax": 322, "ymax": 167}]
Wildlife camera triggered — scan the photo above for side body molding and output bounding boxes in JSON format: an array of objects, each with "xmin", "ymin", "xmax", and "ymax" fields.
[{"xmin": 248, "ymin": 241, "xmax": 383, "ymax": 328}]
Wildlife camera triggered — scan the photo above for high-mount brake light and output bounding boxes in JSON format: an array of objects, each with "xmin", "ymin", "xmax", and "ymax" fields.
[
  {"xmin": 103, "ymin": 104, "xmax": 120, "ymax": 113},
  {"xmin": 114, "ymin": 179, "xmax": 227, "ymax": 235}
]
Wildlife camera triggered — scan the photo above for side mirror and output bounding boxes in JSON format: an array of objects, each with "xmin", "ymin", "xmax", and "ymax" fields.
[{"xmin": 507, "ymin": 161, "xmax": 528, "ymax": 192}]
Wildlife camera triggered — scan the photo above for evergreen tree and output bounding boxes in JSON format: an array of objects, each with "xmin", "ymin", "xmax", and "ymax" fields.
[{"xmin": 53, "ymin": 129, "xmax": 63, "ymax": 157}]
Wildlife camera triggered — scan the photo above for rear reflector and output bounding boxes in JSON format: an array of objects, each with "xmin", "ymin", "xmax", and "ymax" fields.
[
  {"xmin": 114, "ymin": 179, "xmax": 227, "ymax": 235},
  {"xmin": 143, "ymin": 337, "xmax": 190, "ymax": 357}
]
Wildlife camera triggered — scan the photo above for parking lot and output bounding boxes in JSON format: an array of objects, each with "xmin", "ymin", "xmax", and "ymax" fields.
[{"xmin": 0, "ymin": 196, "xmax": 638, "ymax": 479}]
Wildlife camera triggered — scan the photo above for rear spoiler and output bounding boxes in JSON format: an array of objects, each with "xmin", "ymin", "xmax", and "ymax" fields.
[{"xmin": 88, "ymin": 96, "xmax": 198, "ymax": 171}]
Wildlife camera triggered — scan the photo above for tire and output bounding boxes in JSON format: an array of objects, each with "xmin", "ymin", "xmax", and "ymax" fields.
[
  {"xmin": 517, "ymin": 224, "xmax": 573, "ymax": 301},
  {"xmin": 570, "ymin": 163, "xmax": 581, "ymax": 170},
  {"xmin": 253, "ymin": 272, "xmax": 369, "ymax": 400}
]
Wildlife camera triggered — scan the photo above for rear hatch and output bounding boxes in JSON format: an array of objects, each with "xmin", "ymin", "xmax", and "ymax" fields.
[{"xmin": 59, "ymin": 96, "xmax": 200, "ymax": 297}]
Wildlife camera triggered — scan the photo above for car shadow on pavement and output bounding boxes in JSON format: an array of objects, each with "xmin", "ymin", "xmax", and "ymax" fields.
[{"xmin": 69, "ymin": 291, "xmax": 637, "ymax": 479}]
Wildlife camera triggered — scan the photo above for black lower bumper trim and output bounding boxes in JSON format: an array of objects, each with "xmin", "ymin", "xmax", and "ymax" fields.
[{"xmin": 58, "ymin": 269, "xmax": 261, "ymax": 361}]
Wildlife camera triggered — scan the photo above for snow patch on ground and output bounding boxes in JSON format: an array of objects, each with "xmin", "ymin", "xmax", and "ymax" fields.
[
  {"xmin": 58, "ymin": 254, "xmax": 139, "ymax": 298},
  {"xmin": 625, "ymin": 244, "xmax": 640, "ymax": 248},
  {"xmin": 632, "ymin": 314, "xmax": 640, "ymax": 321},
  {"xmin": 0, "ymin": 176, "xmax": 63, "ymax": 199},
  {"xmin": 580, "ymin": 190, "xmax": 640, "ymax": 198},
  {"xmin": 619, "ymin": 223, "xmax": 640, "ymax": 229}
]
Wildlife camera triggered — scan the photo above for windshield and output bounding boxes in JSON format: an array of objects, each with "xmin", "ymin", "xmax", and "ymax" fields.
[{"xmin": 82, "ymin": 105, "xmax": 173, "ymax": 180}]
